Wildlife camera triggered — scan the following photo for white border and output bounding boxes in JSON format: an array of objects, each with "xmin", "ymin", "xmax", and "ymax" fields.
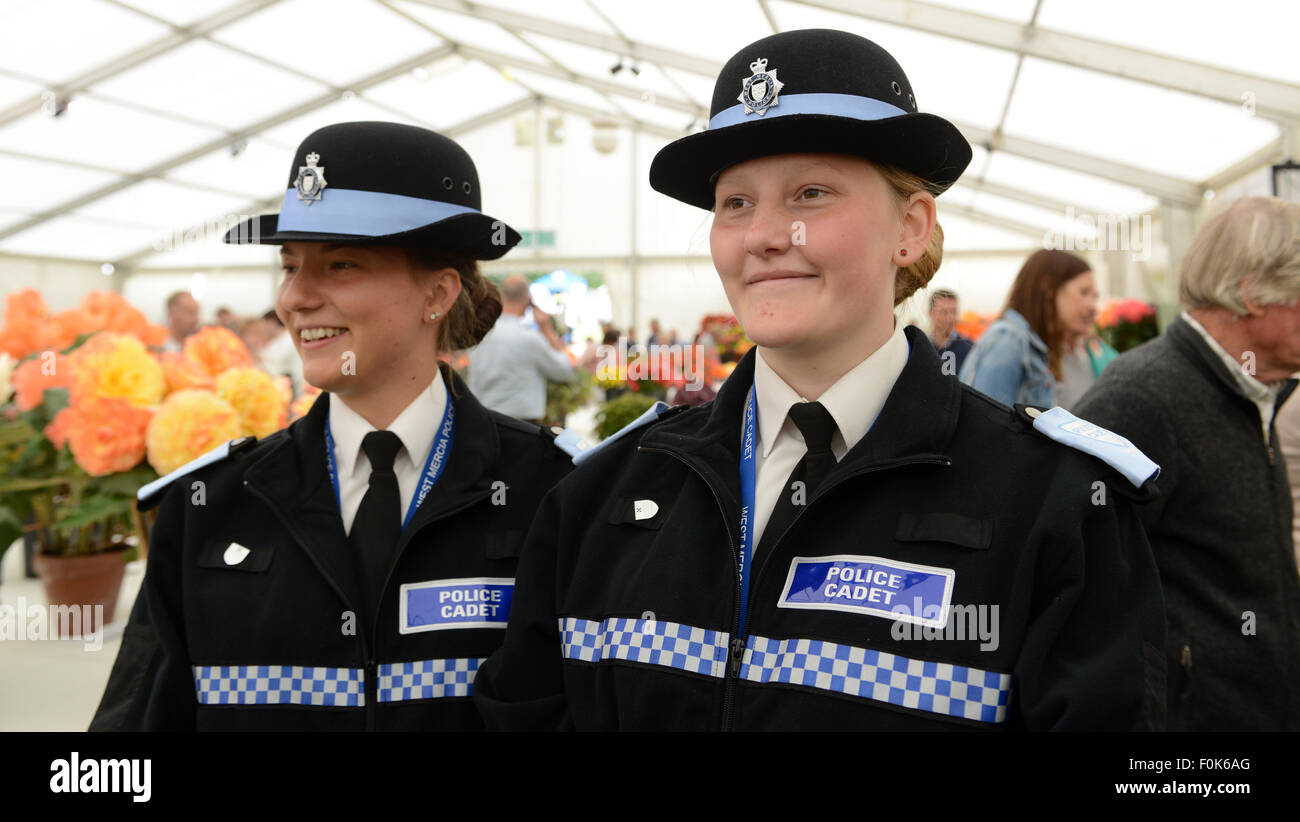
[
  {"xmin": 777, "ymin": 554, "xmax": 955, "ymax": 628},
  {"xmin": 398, "ymin": 576, "xmax": 515, "ymax": 634}
]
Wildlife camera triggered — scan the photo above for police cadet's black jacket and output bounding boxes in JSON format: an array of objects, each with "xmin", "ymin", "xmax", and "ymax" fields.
[
  {"xmin": 475, "ymin": 326, "xmax": 1166, "ymax": 730},
  {"xmin": 91, "ymin": 367, "xmax": 572, "ymax": 731}
]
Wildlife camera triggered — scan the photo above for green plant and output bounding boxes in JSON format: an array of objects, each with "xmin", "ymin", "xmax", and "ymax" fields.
[
  {"xmin": 0, "ymin": 388, "xmax": 148, "ymax": 560},
  {"xmin": 545, "ymin": 367, "xmax": 595, "ymax": 427},
  {"xmin": 594, "ymin": 391, "xmax": 658, "ymax": 441}
]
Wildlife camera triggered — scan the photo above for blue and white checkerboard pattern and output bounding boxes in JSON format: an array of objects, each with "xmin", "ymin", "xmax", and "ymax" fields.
[
  {"xmin": 193, "ymin": 665, "xmax": 364, "ymax": 707},
  {"xmin": 740, "ymin": 635, "xmax": 1012, "ymax": 723},
  {"xmin": 376, "ymin": 658, "xmax": 482, "ymax": 702},
  {"xmin": 560, "ymin": 616, "xmax": 729, "ymax": 678}
]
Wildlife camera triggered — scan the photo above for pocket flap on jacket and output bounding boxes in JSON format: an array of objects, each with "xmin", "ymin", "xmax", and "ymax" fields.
[
  {"xmin": 197, "ymin": 539, "xmax": 273, "ymax": 572},
  {"xmin": 606, "ymin": 497, "xmax": 666, "ymax": 529},
  {"xmin": 895, "ymin": 511, "xmax": 992, "ymax": 550},
  {"xmin": 485, "ymin": 530, "xmax": 525, "ymax": 559}
]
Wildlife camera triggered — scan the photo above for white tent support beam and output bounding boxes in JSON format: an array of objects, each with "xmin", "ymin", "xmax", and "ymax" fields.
[
  {"xmin": 454, "ymin": 45, "xmax": 704, "ymax": 116},
  {"xmin": 803, "ymin": 0, "xmax": 1300, "ymax": 124},
  {"xmin": 0, "ymin": 0, "xmax": 284, "ymax": 129},
  {"xmin": 939, "ymin": 204, "xmax": 1046, "ymax": 241},
  {"xmin": 401, "ymin": 0, "xmax": 720, "ymax": 76},
  {"xmin": 1203, "ymin": 135, "xmax": 1288, "ymax": 193},
  {"xmin": 0, "ymin": 43, "xmax": 457, "ymax": 244},
  {"xmin": 961, "ymin": 123, "xmax": 1203, "ymax": 206}
]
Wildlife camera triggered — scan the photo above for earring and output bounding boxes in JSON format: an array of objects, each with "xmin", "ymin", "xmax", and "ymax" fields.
[
  {"xmin": 429, "ymin": 311, "xmax": 441, "ymax": 320},
  {"xmin": 899, "ymin": 249, "xmax": 908, "ymax": 257}
]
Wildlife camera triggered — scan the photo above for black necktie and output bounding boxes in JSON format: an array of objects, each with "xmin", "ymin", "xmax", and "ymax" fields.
[
  {"xmin": 755, "ymin": 401, "xmax": 838, "ymax": 562},
  {"xmin": 349, "ymin": 430, "xmax": 403, "ymax": 625}
]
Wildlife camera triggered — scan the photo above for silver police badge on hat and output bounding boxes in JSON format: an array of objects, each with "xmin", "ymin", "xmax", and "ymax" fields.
[
  {"xmin": 294, "ymin": 152, "xmax": 327, "ymax": 205},
  {"xmin": 738, "ymin": 57, "xmax": 783, "ymax": 116}
]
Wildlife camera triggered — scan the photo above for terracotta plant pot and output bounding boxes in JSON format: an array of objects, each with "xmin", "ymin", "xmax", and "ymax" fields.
[{"xmin": 32, "ymin": 550, "xmax": 128, "ymax": 636}]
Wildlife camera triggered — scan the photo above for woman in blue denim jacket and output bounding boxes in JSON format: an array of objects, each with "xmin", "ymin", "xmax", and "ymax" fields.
[{"xmin": 959, "ymin": 249, "xmax": 1099, "ymax": 407}]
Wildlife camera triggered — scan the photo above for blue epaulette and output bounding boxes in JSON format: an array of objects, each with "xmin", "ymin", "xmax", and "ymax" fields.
[
  {"xmin": 551, "ymin": 401, "xmax": 671, "ymax": 465},
  {"xmin": 1019, "ymin": 405, "xmax": 1160, "ymax": 488},
  {"xmin": 136, "ymin": 437, "xmax": 257, "ymax": 509}
]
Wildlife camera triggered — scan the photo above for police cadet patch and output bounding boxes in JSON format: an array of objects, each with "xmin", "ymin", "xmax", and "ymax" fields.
[
  {"xmin": 779, "ymin": 555, "xmax": 955, "ymax": 628},
  {"xmin": 398, "ymin": 577, "xmax": 514, "ymax": 634}
]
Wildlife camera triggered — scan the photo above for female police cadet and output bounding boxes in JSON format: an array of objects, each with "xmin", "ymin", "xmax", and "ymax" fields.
[
  {"xmin": 474, "ymin": 30, "xmax": 1166, "ymax": 731},
  {"xmin": 90, "ymin": 122, "xmax": 572, "ymax": 731}
]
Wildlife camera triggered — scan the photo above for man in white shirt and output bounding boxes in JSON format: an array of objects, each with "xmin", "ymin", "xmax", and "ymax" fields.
[{"xmin": 469, "ymin": 275, "xmax": 574, "ymax": 423}]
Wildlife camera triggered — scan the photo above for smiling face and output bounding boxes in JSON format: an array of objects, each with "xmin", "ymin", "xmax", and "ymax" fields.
[
  {"xmin": 276, "ymin": 242, "xmax": 441, "ymax": 400},
  {"xmin": 1054, "ymin": 270, "xmax": 1099, "ymax": 343},
  {"xmin": 709, "ymin": 154, "xmax": 933, "ymax": 365}
]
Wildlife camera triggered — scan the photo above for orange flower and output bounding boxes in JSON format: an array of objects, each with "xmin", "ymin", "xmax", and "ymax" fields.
[
  {"xmin": 290, "ymin": 384, "xmax": 322, "ymax": 421},
  {"xmin": 160, "ymin": 351, "xmax": 214, "ymax": 393},
  {"xmin": 47, "ymin": 396, "xmax": 152, "ymax": 476},
  {"xmin": 0, "ymin": 288, "xmax": 53, "ymax": 359},
  {"xmin": 10, "ymin": 352, "xmax": 72, "ymax": 411},
  {"xmin": 79, "ymin": 291, "xmax": 169, "ymax": 347},
  {"xmin": 146, "ymin": 390, "xmax": 242, "ymax": 475},
  {"xmin": 67, "ymin": 333, "xmax": 165, "ymax": 408},
  {"xmin": 183, "ymin": 326, "xmax": 253, "ymax": 378},
  {"xmin": 215, "ymin": 367, "xmax": 289, "ymax": 438}
]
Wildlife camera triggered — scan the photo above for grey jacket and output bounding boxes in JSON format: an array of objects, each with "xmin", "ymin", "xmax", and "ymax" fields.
[{"xmin": 1074, "ymin": 316, "xmax": 1299, "ymax": 730}]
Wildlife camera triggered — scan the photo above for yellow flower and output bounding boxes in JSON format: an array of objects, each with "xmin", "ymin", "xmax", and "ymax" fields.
[
  {"xmin": 68, "ymin": 332, "xmax": 164, "ymax": 409},
  {"xmin": 145, "ymin": 390, "xmax": 242, "ymax": 475},
  {"xmin": 215, "ymin": 367, "xmax": 289, "ymax": 438},
  {"xmin": 290, "ymin": 384, "xmax": 322, "ymax": 422}
]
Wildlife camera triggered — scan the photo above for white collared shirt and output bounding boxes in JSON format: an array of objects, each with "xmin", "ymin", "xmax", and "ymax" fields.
[
  {"xmin": 329, "ymin": 375, "xmax": 448, "ymax": 535},
  {"xmin": 1181, "ymin": 311, "xmax": 1284, "ymax": 445},
  {"xmin": 751, "ymin": 322, "xmax": 911, "ymax": 547}
]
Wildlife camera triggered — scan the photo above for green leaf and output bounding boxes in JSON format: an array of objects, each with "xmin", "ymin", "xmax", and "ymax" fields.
[
  {"xmin": 0, "ymin": 419, "xmax": 39, "ymax": 447},
  {"xmin": 0, "ymin": 476, "xmax": 67, "ymax": 493},
  {"xmin": 51, "ymin": 494, "xmax": 131, "ymax": 530}
]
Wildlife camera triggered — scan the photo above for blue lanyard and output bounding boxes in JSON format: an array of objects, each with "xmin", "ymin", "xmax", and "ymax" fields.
[
  {"xmin": 325, "ymin": 395, "xmax": 456, "ymax": 531},
  {"xmin": 737, "ymin": 386, "xmax": 758, "ymax": 638}
]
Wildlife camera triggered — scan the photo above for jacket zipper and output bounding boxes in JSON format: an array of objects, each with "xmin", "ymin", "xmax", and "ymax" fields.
[
  {"xmin": 246, "ymin": 483, "xmax": 377, "ymax": 729},
  {"xmin": 639, "ymin": 445, "xmax": 950, "ymax": 730},
  {"xmin": 638, "ymin": 446, "xmax": 743, "ymax": 730}
]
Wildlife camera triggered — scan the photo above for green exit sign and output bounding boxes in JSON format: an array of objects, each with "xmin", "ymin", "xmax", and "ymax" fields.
[{"xmin": 519, "ymin": 230, "xmax": 556, "ymax": 249}]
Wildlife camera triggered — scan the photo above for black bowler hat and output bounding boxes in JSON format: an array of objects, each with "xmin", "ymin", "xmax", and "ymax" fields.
[
  {"xmin": 224, "ymin": 121, "xmax": 521, "ymax": 259},
  {"xmin": 649, "ymin": 29, "xmax": 972, "ymax": 209}
]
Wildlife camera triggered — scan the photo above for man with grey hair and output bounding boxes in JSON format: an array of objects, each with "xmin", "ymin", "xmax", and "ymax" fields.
[
  {"xmin": 1075, "ymin": 196, "xmax": 1300, "ymax": 730},
  {"xmin": 927, "ymin": 288, "xmax": 973, "ymax": 374},
  {"xmin": 469, "ymin": 274, "xmax": 574, "ymax": 424}
]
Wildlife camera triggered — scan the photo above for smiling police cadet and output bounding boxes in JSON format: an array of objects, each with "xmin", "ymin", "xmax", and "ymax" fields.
[
  {"xmin": 90, "ymin": 122, "xmax": 572, "ymax": 731},
  {"xmin": 474, "ymin": 30, "xmax": 1166, "ymax": 731}
]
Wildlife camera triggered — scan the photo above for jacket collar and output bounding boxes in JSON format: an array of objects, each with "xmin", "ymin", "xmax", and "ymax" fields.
[
  {"xmin": 1165, "ymin": 314, "xmax": 1298, "ymax": 421},
  {"xmin": 640, "ymin": 325, "xmax": 960, "ymax": 512},
  {"xmin": 1002, "ymin": 308, "xmax": 1048, "ymax": 354},
  {"xmin": 242, "ymin": 364, "xmax": 500, "ymax": 605}
]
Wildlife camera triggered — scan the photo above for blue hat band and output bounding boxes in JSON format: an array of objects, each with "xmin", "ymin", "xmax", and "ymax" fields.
[
  {"xmin": 708, "ymin": 92, "xmax": 909, "ymax": 130},
  {"xmin": 276, "ymin": 187, "xmax": 481, "ymax": 236}
]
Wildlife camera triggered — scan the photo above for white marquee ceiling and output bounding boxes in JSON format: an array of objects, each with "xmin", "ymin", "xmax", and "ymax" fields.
[{"xmin": 0, "ymin": 0, "xmax": 1294, "ymax": 268}]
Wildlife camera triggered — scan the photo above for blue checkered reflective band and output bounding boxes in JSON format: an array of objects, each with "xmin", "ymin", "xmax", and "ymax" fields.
[
  {"xmin": 376, "ymin": 658, "xmax": 482, "ymax": 702},
  {"xmin": 741, "ymin": 635, "xmax": 1012, "ymax": 723},
  {"xmin": 559, "ymin": 616, "xmax": 729, "ymax": 678},
  {"xmin": 193, "ymin": 665, "xmax": 364, "ymax": 707}
]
